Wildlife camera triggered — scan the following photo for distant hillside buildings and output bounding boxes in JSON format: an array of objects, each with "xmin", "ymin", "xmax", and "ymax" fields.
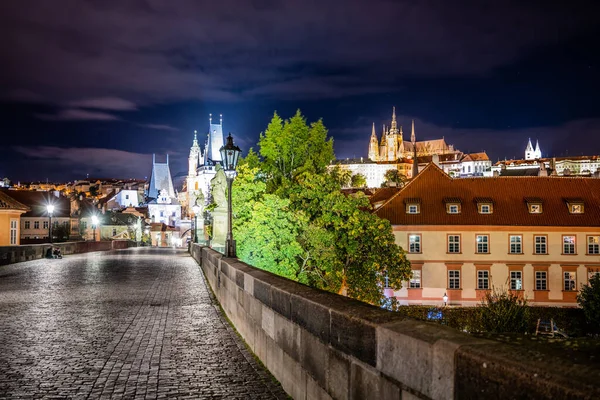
[{"xmin": 335, "ymin": 108, "xmax": 492, "ymax": 187}]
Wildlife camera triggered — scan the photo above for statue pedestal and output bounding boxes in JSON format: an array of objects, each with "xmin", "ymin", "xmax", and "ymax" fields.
[{"xmin": 211, "ymin": 208, "xmax": 227, "ymax": 254}]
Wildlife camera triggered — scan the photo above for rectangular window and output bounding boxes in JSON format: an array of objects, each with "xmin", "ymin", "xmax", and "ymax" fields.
[
  {"xmin": 408, "ymin": 234, "xmax": 421, "ymax": 253},
  {"xmin": 448, "ymin": 204, "xmax": 460, "ymax": 214},
  {"xmin": 563, "ymin": 236, "xmax": 576, "ymax": 254},
  {"xmin": 510, "ymin": 271, "xmax": 523, "ymax": 290},
  {"xmin": 82, "ymin": 221, "xmax": 87, "ymax": 229},
  {"xmin": 10, "ymin": 219, "xmax": 17, "ymax": 245},
  {"xmin": 407, "ymin": 204, "xmax": 419, "ymax": 214},
  {"xmin": 564, "ymin": 271, "xmax": 576, "ymax": 291},
  {"xmin": 534, "ymin": 235, "xmax": 547, "ymax": 254},
  {"xmin": 528, "ymin": 204, "xmax": 542, "ymax": 213},
  {"xmin": 24, "ymin": 221, "xmax": 30, "ymax": 229},
  {"xmin": 42, "ymin": 221, "xmax": 48, "ymax": 229},
  {"xmin": 476, "ymin": 235, "xmax": 489, "ymax": 253},
  {"xmin": 479, "ymin": 204, "xmax": 491, "ymax": 214},
  {"xmin": 448, "ymin": 270, "xmax": 461, "ymax": 289},
  {"xmin": 125, "ymin": 194, "xmax": 129, "ymax": 199},
  {"xmin": 588, "ymin": 236, "xmax": 600, "ymax": 254},
  {"xmin": 34, "ymin": 221, "xmax": 40, "ymax": 229},
  {"xmin": 160, "ymin": 211, "xmax": 164, "ymax": 217},
  {"xmin": 477, "ymin": 270, "xmax": 489, "ymax": 290},
  {"xmin": 409, "ymin": 270, "xmax": 421, "ymax": 288},
  {"xmin": 509, "ymin": 235, "xmax": 522, "ymax": 254},
  {"xmin": 569, "ymin": 203, "xmax": 584, "ymax": 214},
  {"xmin": 448, "ymin": 235, "xmax": 460, "ymax": 253},
  {"xmin": 535, "ymin": 271, "xmax": 547, "ymax": 290},
  {"xmin": 112, "ymin": 228, "xmax": 117, "ymax": 236}
]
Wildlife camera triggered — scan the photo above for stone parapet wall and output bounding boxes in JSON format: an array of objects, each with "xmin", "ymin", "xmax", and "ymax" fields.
[
  {"xmin": 191, "ymin": 244, "xmax": 600, "ymax": 400},
  {"xmin": 0, "ymin": 241, "xmax": 126, "ymax": 266}
]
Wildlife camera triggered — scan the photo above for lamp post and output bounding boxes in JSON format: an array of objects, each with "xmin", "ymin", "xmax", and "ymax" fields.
[
  {"xmin": 443, "ymin": 292, "xmax": 448, "ymax": 307},
  {"xmin": 47, "ymin": 204, "xmax": 55, "ymax": 243},
  {"xmin": 219, "ymin": 133, "xmax": 242, "ymax": 258},
  {"xmin": 192, "ymin": 202, "xmax": 201, "ymax": 243},
  {"xmin": 91, "ymin": 215, "xmax": 99, "ymax": 242}
]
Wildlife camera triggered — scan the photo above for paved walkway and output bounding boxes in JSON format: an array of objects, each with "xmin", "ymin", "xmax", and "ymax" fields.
[{"xmin": 0, "ymin": 248, "xmax": 287, "ymax": 399}]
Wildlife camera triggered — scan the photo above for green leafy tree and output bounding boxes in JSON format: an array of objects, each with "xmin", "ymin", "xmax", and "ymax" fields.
[
  {"xmin": 578, "ymin": 274, "xmax": 600, "ymax": 333},
  {"xmin": 232, "ymin": 164, "xmax": 305, "ymax": 280},
  {"xmin": 259, "ymin": 110, "xmax": 334, "ymax": 190},
  {"xmin": 89, "ymin": 185, "xmax": 99, "ymax": 197},
  {"xmin": 350, "ymin": 173, "xmax": 367, "ymax": 188},
  {"xmin": 329, "ymin": 165, "xmax": 352, "ymax": 188},
  {"xmin": 384, "ymin": 169, "xmax": 407, "ymax": 187}
]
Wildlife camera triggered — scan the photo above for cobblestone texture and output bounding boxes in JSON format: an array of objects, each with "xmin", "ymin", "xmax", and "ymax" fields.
[{"xmin": 0, "ymin": 248, "xmax": 288, "ymax": 399}]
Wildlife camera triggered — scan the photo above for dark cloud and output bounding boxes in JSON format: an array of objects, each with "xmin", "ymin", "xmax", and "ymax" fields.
[
  {"xmin": 0, "ymin": 0, "xmax": 596, "ymax": 104},
  {"xmin": 35, "ymin": 109, "xmax": 120, "ymax": 121},
  {"xmin": 68, "ymin": 97, "xmax": 137, "ymax": 110},
  {"xmin": 138, "ymin": 123, "xmax": 179, "ymax": 131}
]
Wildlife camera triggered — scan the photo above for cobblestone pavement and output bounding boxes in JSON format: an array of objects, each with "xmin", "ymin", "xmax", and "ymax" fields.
[{"xmin": 0, "ymin": 248, "xmax": 288, "ymax": 399}]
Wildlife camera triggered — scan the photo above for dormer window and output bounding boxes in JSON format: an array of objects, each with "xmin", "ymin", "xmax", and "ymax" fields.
[
  {"xmin": 407, "ymin": 204, "xmax": 420, "ymax": 214},
  {"xmin": 404, "ymin": 198, "xmax": 421, "ymax": 214},
  {"xmin": 444, "ymin": 198, "xmax": 461, "ymax": 214},
  {"xmin": 474, "ymin": 198, "xmax": 494, "ymax": 214},
  {"xmin": 525, "ymin": 198, "xmax": 543, "ymax": 214},
  {"xmin": 570, "ymin": 203, "xmax": 584, "ymax": 214},
  {"xmin": 447, "ymin": 204, "xmax": 460, "ymax": 214},
  {"xmin": 564, "ymin": 198, "xmax": 584, "ymax": 214}
]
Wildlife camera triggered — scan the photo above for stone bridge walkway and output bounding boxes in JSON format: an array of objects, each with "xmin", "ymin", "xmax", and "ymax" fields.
[{"xmin": 0, "ymin": 248, "xmax": 287, "ymax": 399}]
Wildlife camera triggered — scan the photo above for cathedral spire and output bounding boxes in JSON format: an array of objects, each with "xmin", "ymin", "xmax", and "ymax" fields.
[
  {"xmin": 390, "ymin": 106, "xmax": 398, "ymax": 133},
  {"xmin": 371, "ymin": 122, "xmax": 376, "ymax": 139}
]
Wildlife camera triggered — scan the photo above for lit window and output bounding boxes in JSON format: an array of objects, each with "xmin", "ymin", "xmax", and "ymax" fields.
[
  {"xmin": 479, "ymin": 204, "xmax": 492, "ymax": 214},
  {"xmin": 477, "ymin": 270, "xmax": 489, "ymax": 290},
  {"xmin": 528, "ymin": 204, "xmax": 542, "ymax": 213},
  {"xmin": 448, "ymin": 270, "xmax": 461, "ymax": 289},
  {"xmin": 588, "ymin": 236, "xmax": 599, "ymax": 254},
  {"xmin": 564, "ymin": 271, "xmax": 576, "ymax": 291},
  {"xmin": 535, "ymin": 271, "xmax": 547, "ymax": 290},
  {"xmin": 407, "ymin": 204, "xmax": 419, "ymax": 214},
  {"xmin": 569, "ymin": 203, "xmax": 584, "ymax": 214},
  {"xmin": 563, "ymin": 236, "xmax": 576, "ymax": 254},
  {"xmin": 534, "ymin": 236, "xmax": 547, "ymax": 254},
  {"xmin": 408, "ymin": 234, "xmax": 421, "ymax": 253},
  {"xmin": 476, "ymin": 235, "xmax": 489, "ymax": 253},
  {"xmin": 409, "ymin": 270, "xmax": 421, "ymax": 288},
  {"xmin": 10, "ymin": 219, "xmax": 17, "ymax": 245},
  {"xmin": 448, "ymin": 235, "xmax": 460, "ymax": 253},
  {"xmin": 509, "ymin": 235, "xmax": 522, "ymax": 254},
  {"xmin": 510, "ymin": 271, "xmax": 522, "ymax": 290}
]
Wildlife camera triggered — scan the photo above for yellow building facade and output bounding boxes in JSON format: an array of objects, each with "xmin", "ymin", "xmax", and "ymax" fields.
[
  {"xmin": 0, "ymin": 191, "xmax": 29, "ymax": 246},
  {"xmin": 374, "ymin": 164, "xmax": 600, "ymax": 307}
]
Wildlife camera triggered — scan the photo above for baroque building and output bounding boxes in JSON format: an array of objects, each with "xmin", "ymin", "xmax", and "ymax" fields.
[{"xmin": 185, "ymin": 114, "xmax": 225, "ymax": 217}]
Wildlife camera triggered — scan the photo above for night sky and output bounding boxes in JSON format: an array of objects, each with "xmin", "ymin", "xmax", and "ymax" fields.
[{"xmin": 1, "ymin": 1, "xmax": 599, "ymax": 183}]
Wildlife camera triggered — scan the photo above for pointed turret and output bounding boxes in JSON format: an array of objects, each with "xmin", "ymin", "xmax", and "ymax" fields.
[
  {"xmin": 390, "ymin": 107, "xmax": 398, "ymax": 134},
  {"xmin": 188, "ymin": 130, "xmax": 201, "ymax": 177},
  {"xmin": 525, "ymin": 138, "xmax": 535, "ymax": 160},
  {"xmin": 410, "ymin": 119, "xmax": 416, "ymax": 144},
  {"xmin": 368, "ymin": 122, "xmax": 379, "ymax": 161},
  {"xmin": 534, "ymin": 140, "xmax": 542, "ymax": 159}
]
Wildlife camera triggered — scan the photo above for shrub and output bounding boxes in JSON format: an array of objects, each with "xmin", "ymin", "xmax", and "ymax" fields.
[
  {"xmin": 577, "ymin": 273, "xmax": 600, "ymax": 334},
  {"xmin": 480, "ymin": 287, "xmax": 530, "ymax": 333}
]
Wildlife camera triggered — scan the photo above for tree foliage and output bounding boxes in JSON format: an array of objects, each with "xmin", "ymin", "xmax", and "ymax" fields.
[
  {"xmin": 231, "ymin": 110, "xmax": 411, "ymax": 306},
  {"xmin": 384, "ymin": 169, "xmax": 407, "ymax": 187},
  {"xmin": 577, "ymin": 273, "xmax": 600, "ymax": 333},
  {"xmin": 350, "ymin": 173, "xmax": 367, "ymax": 188}
]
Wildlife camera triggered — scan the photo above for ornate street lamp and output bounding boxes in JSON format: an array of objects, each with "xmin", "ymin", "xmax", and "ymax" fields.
[
  {"xmin": 192, "ymin": 201, "xmax": 201, "ymax": 243},
  {"xmin": 47, "ymin": 204, "xmax": 55, "ymax": 243},
  {"xmin": 219, "ymin": 133, "xmax": 242, "ymax": 258},
  {"xmin": 443, "ymin": 292, "xmax": 448, "ymax": 307},
  {"xmin": 91, "ymin": 215, "xmax": 99, "ymax": 242}
]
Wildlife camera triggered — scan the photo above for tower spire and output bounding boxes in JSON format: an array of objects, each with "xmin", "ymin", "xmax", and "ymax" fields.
[
  {"xmin": 390, "ymin": 107, "xmax": 398, "ymax": 133},
  {"xmin": 411, "ymin": 119, "xmax": 416, "ymax": 143},
  {"xmin": 209, "ymin": 113, "xmax": 212, "ymax": 125},
  {"xmin": 371, "ymin": 122, "xmax": 376, "ymax": 139}
]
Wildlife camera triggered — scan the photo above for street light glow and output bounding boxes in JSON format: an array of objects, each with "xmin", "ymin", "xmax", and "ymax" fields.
[
  {"xmin": 91, "ymin": 215, "xmax": 99, "ymax": 226},
  {"xmin": 47, "ymin": 204, "xmax": 55, "ymax": 215}
]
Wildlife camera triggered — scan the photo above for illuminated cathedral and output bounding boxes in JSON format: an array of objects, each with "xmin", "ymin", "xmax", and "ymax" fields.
[{"xmin": 368, "ymin": 107, "xmax": 460, "ymax": 162}]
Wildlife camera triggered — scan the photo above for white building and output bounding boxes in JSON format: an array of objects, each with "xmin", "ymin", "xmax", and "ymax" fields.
[
  {"xmin": 105, "ymin": 189, "xmax": 143, "ymax": 210},
  {"xmin": 147, "ymin": 154, "xmax": 181, "ymax": 227},
  {"xmin": 185, "ymin": 114, "xmax": 225, "ymax": 216}
]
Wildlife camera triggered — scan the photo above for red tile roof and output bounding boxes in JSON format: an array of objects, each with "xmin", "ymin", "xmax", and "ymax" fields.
[
  {"xmin": 0, "ymin": 190, "xmax": 29, "ymax": 211},
  {"xmin": 374, "ymin": 163, "xmax": 600, "ymax": 226}
]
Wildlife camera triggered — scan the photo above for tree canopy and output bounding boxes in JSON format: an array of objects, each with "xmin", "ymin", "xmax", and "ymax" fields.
[{"xmin": 230, "ymin": 110, "xmax": 411, "ymax": 306}]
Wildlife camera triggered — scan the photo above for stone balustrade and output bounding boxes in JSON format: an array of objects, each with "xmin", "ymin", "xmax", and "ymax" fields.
[
  {"xmin": 0, "ymin": 241, "xmax": 128, "ymax": 266},
  {"xmin": 191, "ymin": 244, "xmax": 599, "ymax": 400}
]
